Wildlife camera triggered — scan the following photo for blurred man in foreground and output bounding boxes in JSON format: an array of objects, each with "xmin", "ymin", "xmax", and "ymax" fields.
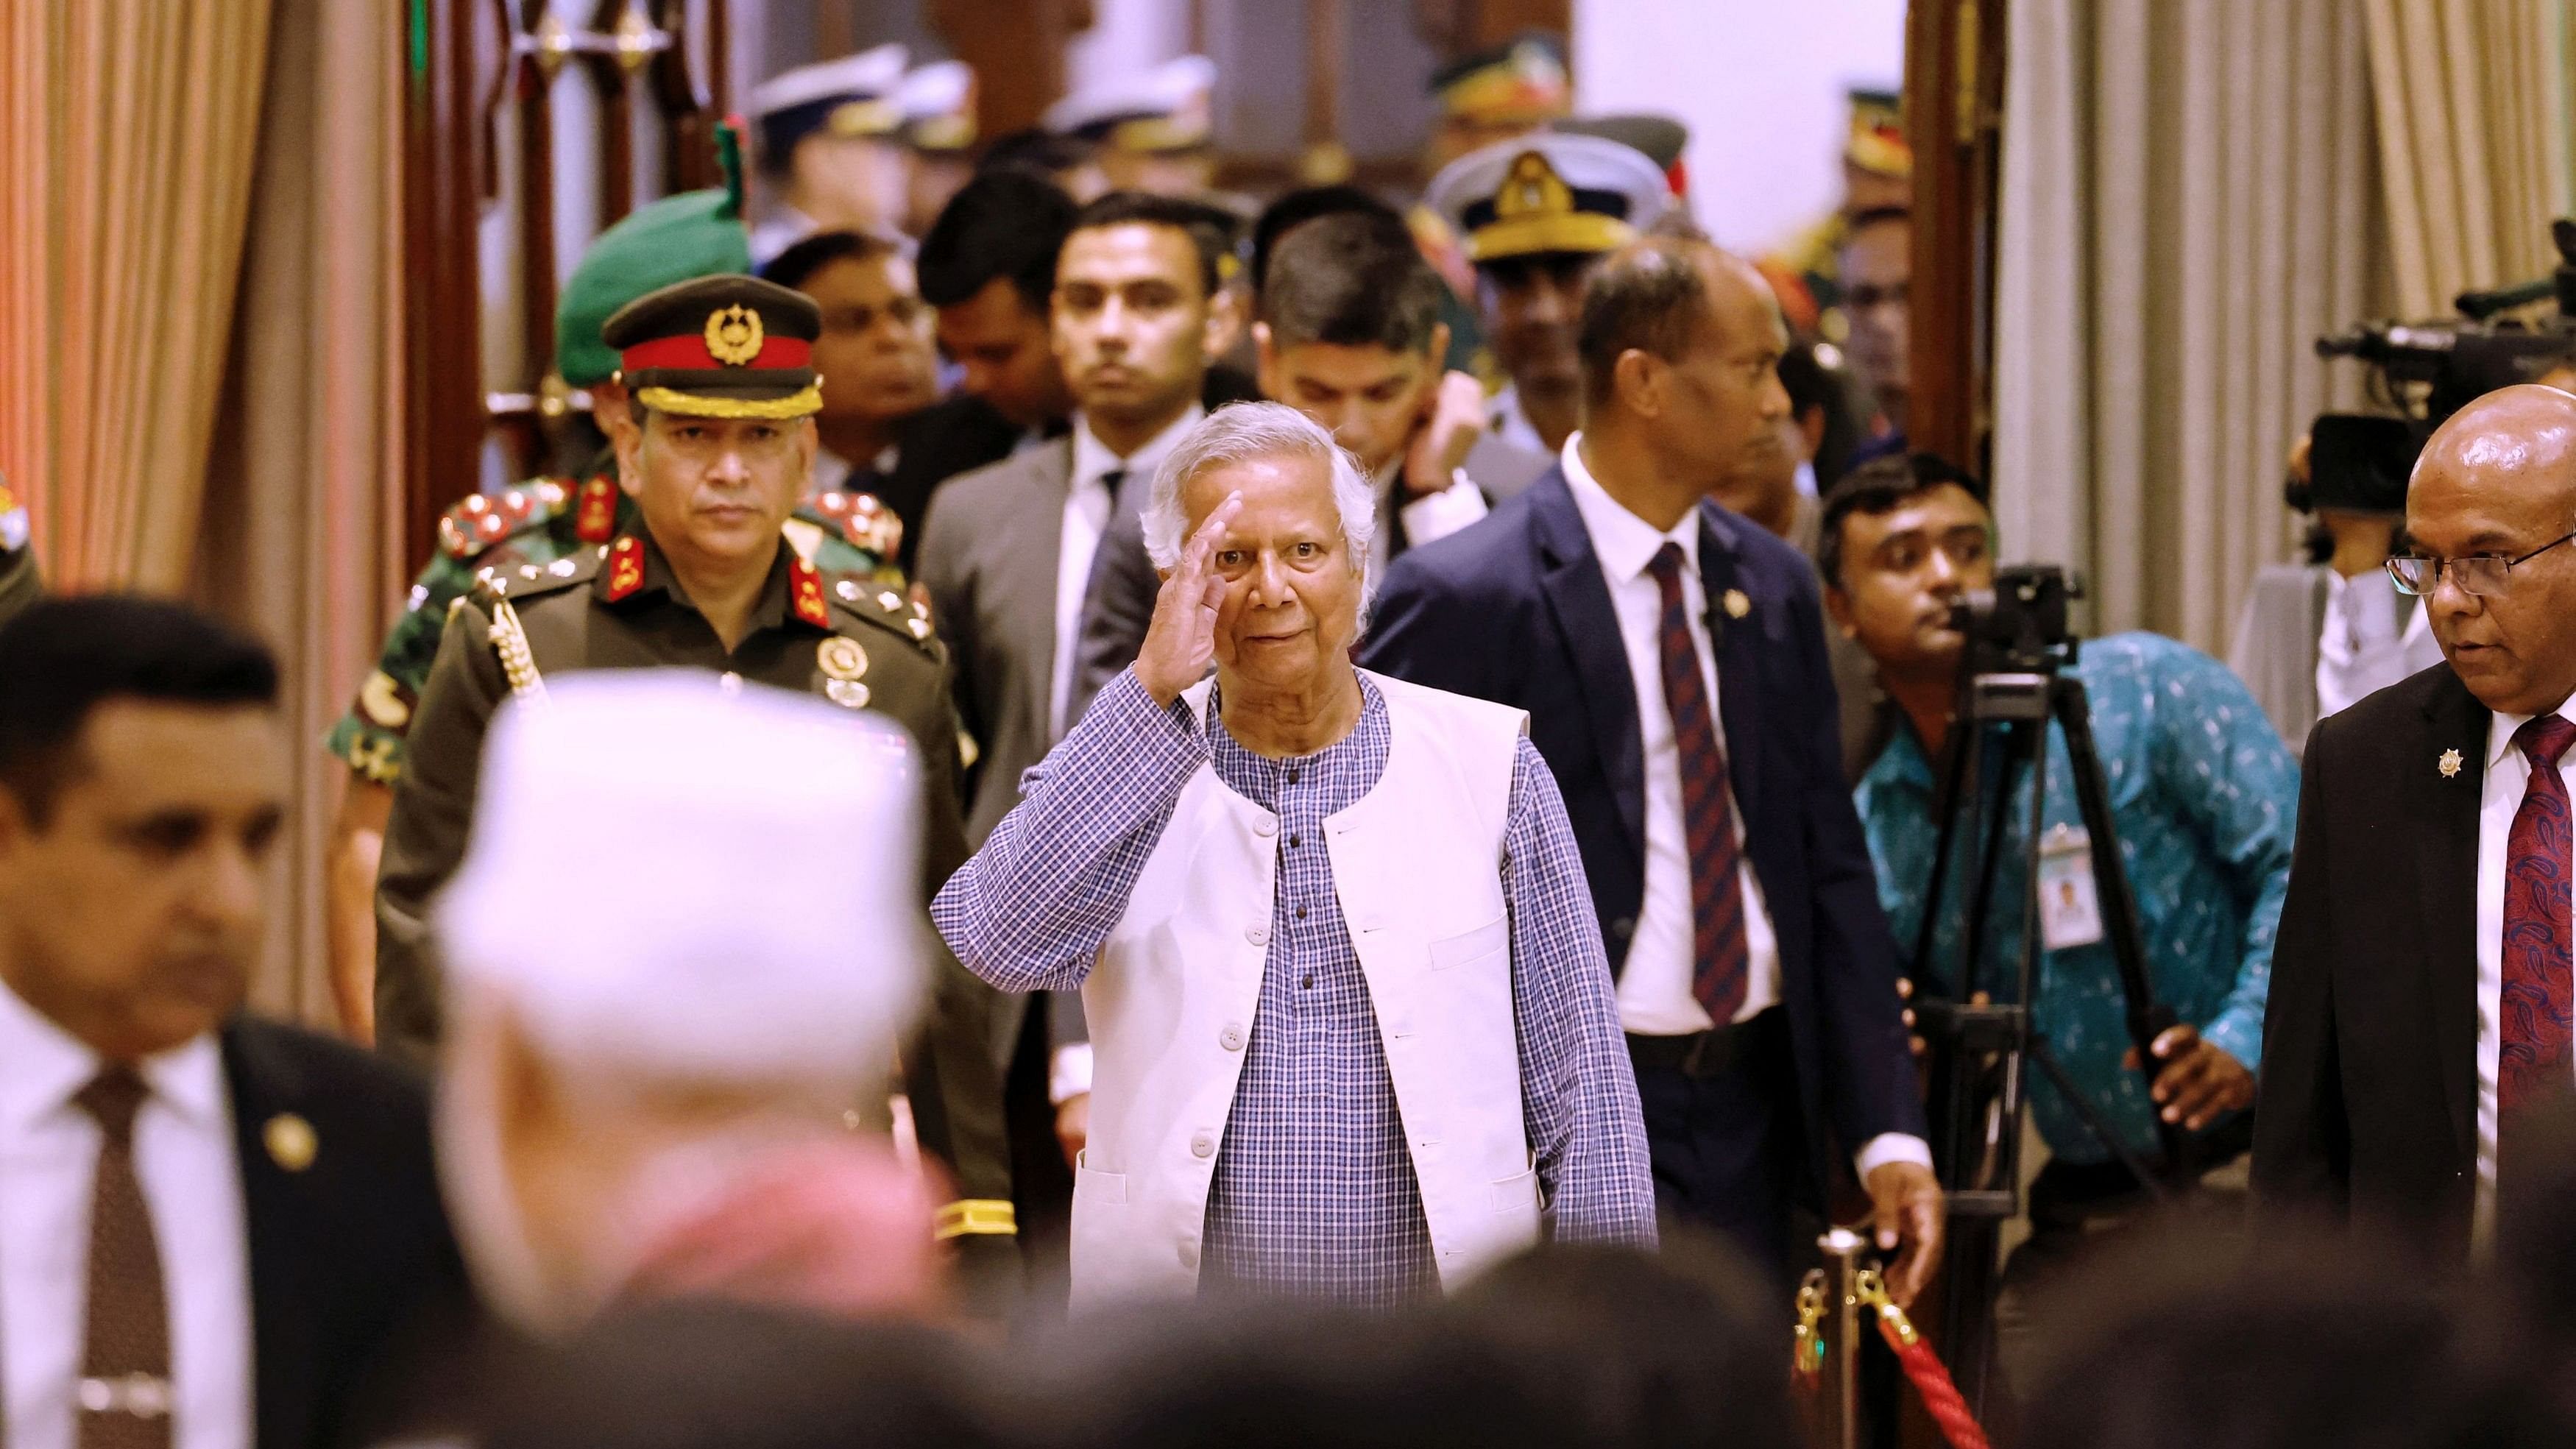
[
  {"xmin": 436, "ymin": 675, "xmax": 945, "ymax": 1333},
  {"xmin": 0, "ymin": 598, "xmax": 461, "ymax": 1449},
  {"xmin": 935, "ymin": 403, "xmax": 1655, "ymax": 1310},
  {"xmin": 2258, "ymin": 384, "xmax": 2576, "ymax": 1264}
]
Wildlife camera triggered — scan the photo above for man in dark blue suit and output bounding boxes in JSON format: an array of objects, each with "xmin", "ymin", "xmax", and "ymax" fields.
[{"xmin": 1362, "ymin": 235, "xmax": 1942, "ymax": 1300}]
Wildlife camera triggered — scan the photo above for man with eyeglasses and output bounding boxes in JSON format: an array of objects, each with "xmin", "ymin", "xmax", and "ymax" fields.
[
  {"xmin": 2257, "ymin": 383, "xmax": 2576, "ymax": 1267},
  {"xmin": 1820, "ymin": 453, "xmax": 2300, "ymax": 1399}
]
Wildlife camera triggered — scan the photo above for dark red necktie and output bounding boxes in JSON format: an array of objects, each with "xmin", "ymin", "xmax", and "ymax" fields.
[
  {"xmin": 1646, "ymin": 542, "xmax": 1749, "ymax": 1023},
  {"xmin": 2500, "ymin": 717, "xmax": 2576, "ymax": 1133}
]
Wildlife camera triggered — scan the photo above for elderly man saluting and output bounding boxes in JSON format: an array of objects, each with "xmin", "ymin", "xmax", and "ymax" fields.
[{"xmin": 934, "ymin": 401, "xmax": 1654, "ymax": 1309}]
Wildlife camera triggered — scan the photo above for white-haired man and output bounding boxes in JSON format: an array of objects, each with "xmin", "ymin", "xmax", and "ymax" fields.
[
  {"xmin": 436, "ymin": 673, "xmax": 944, "ymax": 1336},
  {"xmin": 933, "ymin": 401, "xmax": 1655, "ymax": 1310}
]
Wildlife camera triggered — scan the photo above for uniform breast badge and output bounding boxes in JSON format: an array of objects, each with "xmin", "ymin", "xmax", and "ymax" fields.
[
  {"xmin": 819, "ymin": 636, "xmax": 871, "ymax": 709},
  {"xmin": 2440, "ymin": 748, "xmax": 2463, "ymax": 779},
  {"xmin": 1722, "ymin": 588, "xmax": 1753, "ymax": 620}
]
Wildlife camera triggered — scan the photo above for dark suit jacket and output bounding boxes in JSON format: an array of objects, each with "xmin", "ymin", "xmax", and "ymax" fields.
[
  {"xmin": 1359, "ymin": 467, "xmax": 1925, "ymax": 1200},
  {"xmin": 2253, "ymin": 663, "xmax": 2489, "ymax": 1263},
  {"xmin": 880, "ymin": 397, "xmax": 1029, "ymax": 575},
  {"xmin": 221, "ymin": 1015, "xmax": 467, "ymax": 1449}
]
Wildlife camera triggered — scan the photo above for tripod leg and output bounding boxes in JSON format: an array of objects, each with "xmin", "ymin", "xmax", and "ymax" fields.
[
  {"xmin": 2050, "ymin": 676, "xmax": 2189, "ymax": 1177},
  {"xmin": 2025, "ymin": 1035, "xmax": 2170, "ymax": 1202}
]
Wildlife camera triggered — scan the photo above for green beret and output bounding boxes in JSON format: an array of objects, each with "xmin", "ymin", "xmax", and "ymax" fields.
[{"xmin": 553, "ymin": 127, "xmax": 753, "ymax": 386}]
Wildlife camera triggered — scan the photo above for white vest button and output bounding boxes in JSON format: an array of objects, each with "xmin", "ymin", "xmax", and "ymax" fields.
[
  {"xmin": 1220, "ymin": 1025, "xmax": 1245, "ymax": 1051},
  {"xmin": 1191, "ymin": 1131, "xmax": 1216, "ymax": 1158},
  {"xmin": 1254, "ymin": 816, "xmax": 1278, "ymax": 837},
  {"xmin": 1178, "ymin": 1240, "xmax": 1200, "ymax": 1269},
  {"xmin": 1246, "ymin": 925, "xmax": 1269, "ymax": 946}
]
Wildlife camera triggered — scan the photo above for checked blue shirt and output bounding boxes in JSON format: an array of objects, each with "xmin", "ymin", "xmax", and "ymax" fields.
[
  {"xmin": 1853, "ymin": 633, "xmax": 2299, "ymax": 1166},
  {"xmin": 933, "ymin": 669, "xmax": 1656, "ymax": 1306}
]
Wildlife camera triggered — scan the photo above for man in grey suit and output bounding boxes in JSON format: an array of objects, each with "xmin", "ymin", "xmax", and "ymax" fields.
[{"xmin": 916, "ymin": 190, "xmax": 1223, "ymax": 1294}]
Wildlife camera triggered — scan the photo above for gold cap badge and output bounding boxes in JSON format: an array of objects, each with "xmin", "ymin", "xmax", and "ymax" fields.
[
  {"xmin": 704, "ymin": 305, "xmax": 764, "ymax": 366},
  {"xmin": 263, "ymin": 1113, "xmax": 317, "ymax": 1172}
]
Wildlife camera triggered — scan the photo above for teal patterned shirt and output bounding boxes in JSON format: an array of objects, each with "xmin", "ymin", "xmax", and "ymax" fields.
[{"xmin": 1852, "ymin": 632, "xmax": 2299, "ymax": 1164}]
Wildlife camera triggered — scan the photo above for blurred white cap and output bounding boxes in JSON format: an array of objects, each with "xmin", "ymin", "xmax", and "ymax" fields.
[{"xmin": 438, "ymin": 671, "xmax": 928, "ymax": 1091}]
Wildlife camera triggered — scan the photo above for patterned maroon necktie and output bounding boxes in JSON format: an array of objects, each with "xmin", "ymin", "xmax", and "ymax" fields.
[
  {"xmin": 2501, "ymin": 716, "xmax": 2576, "ymax": 1110},
  {"xmin": 1646, "ymin": 542, "xmax": 1749, "ymax": 1023},
  {"xmin": 74, "ymin": 1066, "xmax": 172, "ymax": 1449}
]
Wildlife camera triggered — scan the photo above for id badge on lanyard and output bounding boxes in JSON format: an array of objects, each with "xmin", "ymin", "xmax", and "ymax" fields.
[{"xmin": 2034, "ymin": 822, "xmax": 2106, "ymax": 952}]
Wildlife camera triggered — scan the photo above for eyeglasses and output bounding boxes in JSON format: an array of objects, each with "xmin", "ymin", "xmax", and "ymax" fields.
[{"xmin": 2388, "ymin": 530, "xmax": 2576, "ymax": 598}]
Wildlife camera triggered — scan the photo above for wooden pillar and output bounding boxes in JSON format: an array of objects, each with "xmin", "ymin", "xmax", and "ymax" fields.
[
  {"xmin": 1303, "ymin": 0, "xmax": 1349, "ymax": 183},
  {"xmin": 1903, "ymin": 0, "xmax": 2007, "ymax": 477},
  {"xmin": 400, "ymin": 0, "xmax": 486, "ymax": 574},
  {"xmin": 925, "ymin": 0, "xmax": 1095, "ymax": 141}
]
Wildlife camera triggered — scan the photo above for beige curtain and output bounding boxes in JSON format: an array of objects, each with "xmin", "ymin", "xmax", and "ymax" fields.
[
  {"xmin": 195, "ymin": 0, "xmax": 408, "ymax": 1021},
  {"xmin": 0, "ymin": 0, "xmax": 273, "ymax": 589},
  {"xmin": 2363, "ymin": 0, "xmax": 2572, "ymax": 319},
  {"xmin": 1992, "ymin": 0, "xmax": 2389, "ymax": 653}
]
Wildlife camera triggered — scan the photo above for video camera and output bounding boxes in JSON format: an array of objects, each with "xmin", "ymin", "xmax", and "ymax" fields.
[
  {"xmin": 2298, "ymin": 218, "xmax": 2576, "ymax": 515},
  {"xmin": 1949, "ymin": 564, "xmax": 2081, "ymax": 675}
]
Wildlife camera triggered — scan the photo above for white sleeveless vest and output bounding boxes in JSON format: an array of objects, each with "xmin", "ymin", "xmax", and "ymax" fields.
[{"xmin": 1069, "ymin": 669, "xmax": 1538, "ymax": 1310}]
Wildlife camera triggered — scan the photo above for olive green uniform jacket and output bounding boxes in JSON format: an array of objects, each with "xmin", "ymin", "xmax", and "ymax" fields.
[{"xmin": 373, "ymin": 529, "xmax": 1019, "ymax": 1292}]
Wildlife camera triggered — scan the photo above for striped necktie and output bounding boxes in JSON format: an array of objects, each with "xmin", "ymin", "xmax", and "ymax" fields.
[{"xmin": 1646, "ymin": 542, "xmax": 1750, "ymax": 1022}]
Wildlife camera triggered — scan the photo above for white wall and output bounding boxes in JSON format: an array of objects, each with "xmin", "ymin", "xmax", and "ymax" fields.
[{"xmin": 1574, "ymin": 0, "xmax": 1908, "ymax": 254}]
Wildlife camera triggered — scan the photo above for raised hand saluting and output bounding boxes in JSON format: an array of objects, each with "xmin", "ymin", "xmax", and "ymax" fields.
[{"xmin": 1133, "ymin": 492, "xmax": 1243, "ymax": 706}]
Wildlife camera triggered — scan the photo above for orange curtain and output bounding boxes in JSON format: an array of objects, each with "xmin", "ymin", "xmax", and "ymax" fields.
[
  {"xmin": 194, "ymin": 0, "xmax": 408, "ymax": 1022},
  {"xmin": 0, "ymin": 0, "xmax": 273, "ymax": 589}
]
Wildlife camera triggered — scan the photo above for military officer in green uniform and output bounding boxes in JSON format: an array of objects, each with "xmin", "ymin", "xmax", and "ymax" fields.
[
  {"xmin": 375, "ymin": 273, "xmax": 1021, "ymax": 1292},
  {"xmin": 325, "ymin": 150, "xmax": 905, "ymax": 1042}
]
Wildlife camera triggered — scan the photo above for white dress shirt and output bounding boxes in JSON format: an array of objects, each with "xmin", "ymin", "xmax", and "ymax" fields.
[
  {"xmin": 2315, "ymin": 570, "xmax": 2441, "ymax": 720},
  {"xmin": 1365, "ymin": 456, "xmax": 1490, "ymax": 577},
  {"xmin": 0, "ymin": 982, "xmax": 251, "ymax": 1449},
  {"xmin": 1562, "ymin": 436, "xmax": 1931, "ymax": 1177},
  {"xmin": 1052, "ymin": 407, "xmax": 1203, "ymax": 739},
  {"xmin": 2471, "ymin": 697, "xmax": 2576, "ymax": 1254}
]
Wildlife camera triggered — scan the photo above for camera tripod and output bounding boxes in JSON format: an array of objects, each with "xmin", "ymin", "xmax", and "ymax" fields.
[{"xmin": 1903, "ymin": 613, "xmax": 2191, "ymax": 1422}]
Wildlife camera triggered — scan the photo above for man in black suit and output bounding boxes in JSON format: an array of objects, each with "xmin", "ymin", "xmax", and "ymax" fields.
[
  {"xmin": 2256, "ymin": 384, "xmax": 2576, "ymax": 1264},
  {"xmin": 0, "ymin": 597, "xmax": 461, "ymax": 1449},
  {"xmin": 1363, "ymin": 235, "xmax": 1940, "ymax": 1298}
]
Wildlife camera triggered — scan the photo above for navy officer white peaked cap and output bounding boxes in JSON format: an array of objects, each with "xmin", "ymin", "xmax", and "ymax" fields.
[{"xmin": 1423, "ymin": 132, "xmax": 1674, "ymax": 263}]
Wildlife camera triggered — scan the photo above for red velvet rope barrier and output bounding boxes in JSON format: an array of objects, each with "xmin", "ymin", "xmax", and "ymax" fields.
[{"xmin": 1857, "ymin": 1269, "xmax": 1991, "ymax": 1449}]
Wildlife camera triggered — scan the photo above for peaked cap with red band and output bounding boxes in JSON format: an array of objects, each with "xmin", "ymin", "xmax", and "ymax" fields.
[{"xmin": 603, "ymin": 274, "xmax": 824, "ymax": 420}]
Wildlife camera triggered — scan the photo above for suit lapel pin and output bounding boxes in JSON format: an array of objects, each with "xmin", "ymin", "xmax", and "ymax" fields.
[
  {"xmin": 2439, "ymin": 748, "xmax": 2463, "ymax": 779},
  {"xmin": 263, "ymin": 1112, "xmax": 316, "ymax": 1172},
  {"xmin": 1722, "ymin": 588, "xmax": 1752, "ymax": 620}
]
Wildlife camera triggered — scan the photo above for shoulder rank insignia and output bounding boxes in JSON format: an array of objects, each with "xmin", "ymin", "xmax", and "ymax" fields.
[
  {"xmin": 604, "ymin": 536, "xmax": 647, "ymax": 600},
  {"xmin": 573, "ymin": 473, "xmax": 620, "ymax": 543},
  {"xmin": 789, "ymin": 557, "xmax": 832, "ymax": 628},
  {"xmin": 806, "ymin": 489, "xmax": 905, "ymax": 559},
  {"xmin": 438, "ymin": 480, "xmax": 565, "ymax": 560}
]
